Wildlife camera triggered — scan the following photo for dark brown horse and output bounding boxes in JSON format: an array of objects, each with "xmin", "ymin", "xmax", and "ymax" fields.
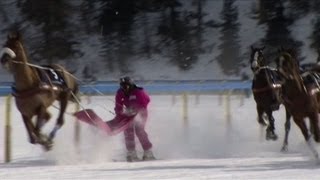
[
  {"xmin": 250, "ymin": 46, "xmax": 292, "ymax": 151},
  {"xmin": 276, "ymin": 48, "xmax": 320, "ymax": 158},
  {"xmin": 0, "ymin": 31, "xmax": 79, "ymax": 150}
]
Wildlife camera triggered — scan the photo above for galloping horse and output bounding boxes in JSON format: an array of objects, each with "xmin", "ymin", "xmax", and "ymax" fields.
[
  {"xmin": 276, "ymin": 48, "xmax": 320, "ymax": 158},
  {"xmin": 0, "ymin": 31, "xmax": 79, "ymax": 150},
  {"xmin": 250, "ymin": 46, "xmax": 291, "ymax": 151}
]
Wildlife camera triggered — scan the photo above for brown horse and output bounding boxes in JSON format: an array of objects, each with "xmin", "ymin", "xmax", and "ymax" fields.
[
  {"xmin": 0, "ymin": 31, "xmax": 79, "ymax": 150},
  {"xmin": 250, "ymin": 46, "xmax": 291, "ymax": 151},
  {"xmin": 276, "ymin": 48, "xmax": 320, "ymax": 158}
]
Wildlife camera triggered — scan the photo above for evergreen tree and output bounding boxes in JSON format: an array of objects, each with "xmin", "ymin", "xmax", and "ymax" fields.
[
  {"xmin": 287, "ymin": 0, "xmax": 310, "ymax": 18},
  {"xmin": 260, "ymin": 1, "xmax": 303, "ymax": 63},
  {"xmin": 216, "ymin": 0, "xmax": 242, "ymax": 75},
  {"xmin": 310, "ymin": 7, "xmax": 320, "ymax": 59},
  {"xmin": 18, "ymin": 0, "xmax": 81, "ymax": 64},
  {"xmin": 156, "ymin": 0, "xmax": 201, "ymax": 70},
  {"xmin": 98, "ymin": 0, "xmax": 136, "ymax": 74},
  {"xmin": 311, "ymin": 0, "xmax": 320, "ymax": 14}
]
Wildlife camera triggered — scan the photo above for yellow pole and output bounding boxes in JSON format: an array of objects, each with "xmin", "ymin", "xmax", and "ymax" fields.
[
  {"xmin": 74, "ymin": 102, "xmax": 80, "ymax": 145},
  {"xmin": 172, "ymin": 94, "xmax": 176, "ymax": 105},
  {"xmin": 195, "ymin": 93, "xmax": 200, "ymax": 105},
  {"xmin": 182, "ymin": 92, "xmax": 188, "ymax": 127},
  {"xmin": 225, "ymin": 90, "xmax": 231, "ymax": 127},
  {"xmin": 5, "ymin": 95, "xmax": 12, "ymax": 163}
]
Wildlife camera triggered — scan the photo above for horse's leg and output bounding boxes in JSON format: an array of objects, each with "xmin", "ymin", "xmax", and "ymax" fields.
[
  {"xmin": 293, "ymin": 116, "xmax": 319, "ymax": 159},
  {"xmin": 265, "ymin": 110, "xmax": 278, "ymax": 141},
  {"xmin": 21, "ymin": 114, "xmax": 37, "ymax": 144},
  {"xmin": 34, "ymin": 107, "xmax": 53, "ymax": 149},
  {"xmin": 257, "ymin": 105, "xmax": 267, "ymax": 126},
  {"xmin": 48, "ymin": 92, "xmax": 69, "ymax": 141},
  {"xmin": 281, "ymin": 108, "xmax": 291, "ymax": 152},
  {"xmin": 309, "ymin": 113, "xmax": 320, "ymax": 143},
  {"xmin": 35, "ymin": 107, "xmax": 51, "ymax": 136}
]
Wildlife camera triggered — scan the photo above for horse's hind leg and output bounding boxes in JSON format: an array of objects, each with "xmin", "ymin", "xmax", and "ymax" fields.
[
  {"xmin": 265, "ymin": 110, "xmax": 278, "ymax": 141},
  {"xmin": 281, "ymin": 109, "xmax": 291, "ymax": 152},
  {"xmin": 309, "ymin": 113, "xmax": 320, "ymax": 143},
  {"xmin": 48, "ymin": 93, "xmax": 69, "ymax": 141},
  {"xmin": 294, "ymin": 116, "xmax": 319, "ymax": 159}
]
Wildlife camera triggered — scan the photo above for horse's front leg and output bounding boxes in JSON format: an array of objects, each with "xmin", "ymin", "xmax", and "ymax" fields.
[
  {"xmin": 281, "ymin": 108, "xmax": 291, "ymax": 152},
  {"xmin": 48, "ymin": 93, "xmax": 69, "ymax": 141},
  {"xmin": 21, "ymin": 114, "xmax": 37, "ymax": 144},
  {"xmin": 256, "ymin": 105, "xmax": 267, "ymax": 126},
  {"xmin": 265, "ymin": 110, "xmax": 278, "ymax": 141},
  {"xmin": 35, "ymin": 107, "xmax": 52, "ymax": 143}
]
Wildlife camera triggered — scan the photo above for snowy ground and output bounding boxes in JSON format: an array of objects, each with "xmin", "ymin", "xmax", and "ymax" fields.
[{"xmin": 1, "ymin": 94, "xmax": 320, "ymax": 179}]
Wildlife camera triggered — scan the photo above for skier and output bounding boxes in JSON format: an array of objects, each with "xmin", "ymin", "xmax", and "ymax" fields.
[{"xmin": 111, "ymin": 76, "xmax": 156, "ymax": 162}]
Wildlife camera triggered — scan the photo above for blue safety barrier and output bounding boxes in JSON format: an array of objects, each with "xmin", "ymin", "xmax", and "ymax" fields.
[{"xmin": 0, "ymin": 80, "xmax": 252, "ymax": 96}]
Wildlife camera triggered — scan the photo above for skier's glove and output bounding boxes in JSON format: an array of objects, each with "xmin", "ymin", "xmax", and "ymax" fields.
[{"xmin": 122, "ymin": 107, "xmax": 138, "ymax": 116}]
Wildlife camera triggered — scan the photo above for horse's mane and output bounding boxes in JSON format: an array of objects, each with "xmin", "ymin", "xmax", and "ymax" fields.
[
  {"xmin": 280, "ymin": 50, "xmax": 305, "ymax": 92},
  {"xmin": 279, "ymin": 47, "xmax": 299, "ymax": 64},
  {"xmin": 8, "ymin": 31, "xmax": 40, "ymax": 81}
]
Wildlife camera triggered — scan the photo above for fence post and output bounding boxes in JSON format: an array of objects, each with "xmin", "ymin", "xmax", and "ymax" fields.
[
  {"xmin": 225, "ymin": 90, "xmax": 232, "ymax": 127},
  {"xmin": 182, "ymin": 92, "xmax": 188, "ymax": 127},
  {"xmin": 195, "ymin": 93, "xmax": 200, "ymax": 105},
  {"xmin": 5, "ymin": 95, "xmax": 12, "ymax": 163},
  {"xmin": 172, "ymin": 94, "xmax": 176, "ymax": 105},
  {"xmin": 74, "ymin": 101, "xmax": 81, "ymax": 145}
]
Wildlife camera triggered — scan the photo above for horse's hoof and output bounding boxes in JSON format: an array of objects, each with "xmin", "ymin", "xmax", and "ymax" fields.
[
  {"xmin": 281, "ymin": 146, "xmax": 288, "ymax": 152},
  {"xmin": 258, "ymin": 120, "xmax": 267, "ymax": 126},
  {"xmin": 29, "ymin": 139, "xmax": 36, "ymax": 144},
  {"xmin": 42, "ymin": 140, "xmax": 53, "ymax": 151},
  {"xmin": 266, "ymin": 132, "xmax": 278, "ymax": 141},
  {"xmin": 39, "ymin": 134, "xmax": 49, "ymax": 142}
]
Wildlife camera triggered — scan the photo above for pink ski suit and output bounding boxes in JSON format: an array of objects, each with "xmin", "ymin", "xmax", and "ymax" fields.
[{"xmin": 110, "ymin": 86, "xmax": 152, "ymax": 151}]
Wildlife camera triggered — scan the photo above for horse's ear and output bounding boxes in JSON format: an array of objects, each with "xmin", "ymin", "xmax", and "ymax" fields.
[
  {"xmin": 250, "ymin": 45, "xmax": 254, "ymax": 51},
  {"xmin": 278, "ymin": 46, "xmax": 284, "ymax": 53},
  {"xmin": 262, "ymin": 46, "xmax": 265, "ymax": 50},
  {"xmin": 7, "ymin": 31, "xmax": 21, "ymax": 40},
  {"xmin": 277, "ymin": 48, "xmax": 281, "ymax": 53}
]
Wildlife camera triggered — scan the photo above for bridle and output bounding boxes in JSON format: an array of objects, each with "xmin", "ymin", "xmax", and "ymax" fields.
[{"xmin": 251, "ymin": 49, "xmax": 265, "ymax": 73}]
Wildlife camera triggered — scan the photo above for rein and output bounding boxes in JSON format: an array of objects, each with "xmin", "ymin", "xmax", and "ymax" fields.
[
  {"xmin": 9, "ymin": 60, "xmax": 64, "ymax": 98},
  {"xmin": 12, "ymin": 84, "xmax": 60, "ymax": 98},
  {"xmin": 252, "ymin": 84, "xmax": 281, "ymax": 93},
  {"xmin": 11, "ymin": 60, "xmax": 80, "ymax": 81},
  {"xmin": 252, "ymin": 66, "xmax": 282, "ymax": 93}
]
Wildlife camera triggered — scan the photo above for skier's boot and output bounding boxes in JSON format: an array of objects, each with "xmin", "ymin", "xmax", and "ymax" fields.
[
  {"xmin": 142, "ymin": 149, "xmax": 156, "ymax": 161},
  {"xmin": 126, "ymin": 150, "xmax": 139, "ymax": 162}
]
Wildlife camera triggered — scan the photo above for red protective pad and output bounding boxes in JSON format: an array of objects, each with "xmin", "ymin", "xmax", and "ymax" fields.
[{"xmin": 74, "ymin": 109, "xmax": 133, "ymax": 135}]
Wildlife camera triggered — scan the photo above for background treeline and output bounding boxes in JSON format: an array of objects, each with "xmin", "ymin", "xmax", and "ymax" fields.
[{"xmin": 0, "ymin": 0, "xmax": 320, "ymax": 80}]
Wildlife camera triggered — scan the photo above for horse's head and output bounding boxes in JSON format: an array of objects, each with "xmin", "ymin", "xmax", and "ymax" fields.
[
  {"xmin": 276, "ymin": 48, "xmax": 305, "ymax": 92},
  {"xmin": 250, "ymin": 46, "xmax": 266, "ymax": 72},
  {"xmin": 0, "ymin": 31, "xmax": 25, "ymax": 72}
]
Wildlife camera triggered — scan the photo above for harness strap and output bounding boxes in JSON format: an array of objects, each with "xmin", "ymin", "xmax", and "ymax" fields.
[
  {"xmin": 252, "ymin": 84, "xmax": 281, "ymax": 93},
  {"xmin": 11, "ymin": 84, "xmax": 60, "ymax": 99}
]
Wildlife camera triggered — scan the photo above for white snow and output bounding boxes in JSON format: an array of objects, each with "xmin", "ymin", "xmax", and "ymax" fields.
[{"xmin": 1, "ymin": 94, "xmax": 320, "ymax": 179}]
